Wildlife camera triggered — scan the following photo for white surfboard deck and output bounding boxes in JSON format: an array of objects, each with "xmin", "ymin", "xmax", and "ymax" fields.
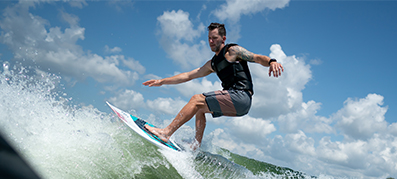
[{"xmin": 106, "ymin": 101, "xmax": 183, "ymax": 152}]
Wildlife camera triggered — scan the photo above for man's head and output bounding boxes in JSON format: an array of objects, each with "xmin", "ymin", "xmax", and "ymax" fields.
[
  {"xmin": 208, "ymin": 23, "xmax": 226, "ymax": 53},
  {"xmin": 208, "ymin": 23, "xmax": 226, "ymax": 37}
]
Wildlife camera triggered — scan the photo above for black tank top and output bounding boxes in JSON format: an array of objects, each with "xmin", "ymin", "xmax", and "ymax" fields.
[{"xmin": 211, "ymin": 43, "xmax": 254, "ymax": 94}]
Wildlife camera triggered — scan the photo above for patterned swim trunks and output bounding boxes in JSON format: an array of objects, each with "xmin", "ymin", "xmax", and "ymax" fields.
[{"xmin": 203, "ymin": 89, "xmax": 252, "ymax": 118}]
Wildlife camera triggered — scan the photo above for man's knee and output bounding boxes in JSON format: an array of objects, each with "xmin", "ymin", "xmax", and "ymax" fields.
[
  {"xmin": 190, "ymin": 94, "xmax": 205, "ymax": 103},
  {"xmin": 189, "ymin": 94, "xmax": 208, "ymax": 108}
]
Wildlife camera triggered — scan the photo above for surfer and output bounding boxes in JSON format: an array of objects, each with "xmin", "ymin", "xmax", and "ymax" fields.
[{"xmin": 143, "ymin": 23, "xmax": 284, "ymax": 149}]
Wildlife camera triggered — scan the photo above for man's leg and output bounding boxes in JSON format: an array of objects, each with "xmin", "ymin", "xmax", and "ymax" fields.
[
  {"xmin": 145, "ymin": 94, "xmax": 210, "ymax": 143},
  {"xmin": 194, "ymin": 108, "xmax": 207, "ymax": 147}
]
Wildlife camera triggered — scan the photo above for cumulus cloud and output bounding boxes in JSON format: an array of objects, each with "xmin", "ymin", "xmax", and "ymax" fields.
[
  {"xmin": 120, "ymin": 56, "xmax": 145, "ymax": 74},
  {"xmin": 333, "ymin": 94, "xmax": 388, "ymax": 141},
  {"xmin": 107, "ymin": 89, "xmax": 187, "ymax": 116},
  {"xmin": 285, "ymin": 131, "xmax": 316, "ymax": 156},
  {"xmin": 146, "ymin": 97, "xmax": 186, "ymax": 115},
  {"xmin": 249, "ymin": 44, "xmax": 312, "ymax": 118},
  {"xmin": 389, "ymin": 123, "xmax": 397, "ymax": 136},
  {"xmin": 209, "ymin": 92, "xmax": 397, "ymax": 178},
  {"xmin": 108, "ymin": 89, "xmax": 145, "ymax": 111},
  {"xmin": 227, "ymin": 115, "xmax": 276, "ymax": 143},
  {"xmin": 0, "ymin": 2, "xmax": 140, "ymax": 86},
  {"xmin": 277, "ymin": 100, "xmax": 333, "ymax": 134},
  {"xmin": 157, "ymin": 10, "xmax": 212, "ymax": 69},
  {"xmin": 175, "ymin": 77, "xmax": 221, "ymax": 97},
  {"xmin": 157, "ymin": 10, "xmax": 203, "ymax": 42},
  {"xmin": 316, "ymin": 134, "xmax": 397, "ymax": 177},
  {"xmin": 213, "ymin": 0, "xmax": 290, "ymax": 23}
]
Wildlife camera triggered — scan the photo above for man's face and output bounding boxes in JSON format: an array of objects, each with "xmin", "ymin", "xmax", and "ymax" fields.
[{"xmin": 208, "ymin": 29, "xmax": 224, "ymax": 53}]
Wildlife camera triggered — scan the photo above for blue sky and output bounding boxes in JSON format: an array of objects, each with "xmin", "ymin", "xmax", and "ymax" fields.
[{"xmin": 1, "ymin": 0, "xmax": 396, "ymax": 178}]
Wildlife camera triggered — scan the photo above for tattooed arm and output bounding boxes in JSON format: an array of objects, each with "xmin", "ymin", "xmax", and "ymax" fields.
[{"xmin": 227, "ymin": 45, "xmax": 284, "ymax": 77}]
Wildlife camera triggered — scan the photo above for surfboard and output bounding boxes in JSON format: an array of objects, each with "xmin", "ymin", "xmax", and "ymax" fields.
[{"xmin": 106, "ymin": 102, "xmax": 183, "ymax": 152}]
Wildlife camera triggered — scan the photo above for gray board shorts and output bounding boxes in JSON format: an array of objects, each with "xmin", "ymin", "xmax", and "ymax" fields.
[{"xmin": 203, "ymin": 89, "xmax": 252, "ymax": 118}]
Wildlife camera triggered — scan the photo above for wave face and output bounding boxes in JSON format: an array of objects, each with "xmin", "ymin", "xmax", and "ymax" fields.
[{"xmin": 0, "ymin": 63, "xmax": 313, "ymax": 179}]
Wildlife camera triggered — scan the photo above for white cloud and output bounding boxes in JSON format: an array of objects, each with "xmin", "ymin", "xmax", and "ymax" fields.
[
  {"xmin": 249, "ymin": 44, "xmax": 312, "ymax": 118},
  {"xmin": 309, "ymin": 58, "xmax": 323, "ymax": 65},
  {"xmin": 0, "ymin": 2, "xmax": 140, "ymax": 86},
  {"xmin": 227, "ymin": 115, "xmax": 276, "ymax": 143},
  {"xmin": 120, "ymin": 56, "xmax": 145, "ymax": 74},
  {"xmin": 60, "ymin": 10, "xmax": 80, "ymax": 26},
  {"xmin": 284, "ymin": 131, "xmax": 316, "ymax": 156},
  {"xmin": 208, "ymin": 128, "xmax": 252, "ymax": 156},
  {"xmin": 157, "ymin": 10, "xmax": 203, "ymax": 42},
  {"xmin": 333, "ymin": 93, "xmax": 388, "ymax": 141},
  {"xmin": 209, "ymin": 93, "xmax": 397, "ymax": 178},
  {"xmin": 196, "ymin": 4, "xmax": 207, "ymax": 20},
  {"xmin": 108, "ymin": 89, "xmax": 145, "ymax": 111},
  {"xmin": 277, "ymin": 100, "xmax": 333, "ymax": 134},
  {"xmin": 389, "ymin": 123, "xmax": 397, "ymax": 136},
  {"xmin": 157, "ymin": 10, "xmax": 212, "ymax": 69},
  {"xmin": 175, "ymin": 76, "xmax": 221, "ymax": 97},
  {"xmin": 104, "ymin": 45, "xmax": 122, "ymax": 54},
  {"xmin": 143, "ymin": 73, "xmax": 162, "ymax": 81},
  {"xmin": 107, "ymin": 0, "xmax": 134, "ymax": 12},
  {"xmin": 146, "ymin": 97, "xmax": 186, "ymax": 115},
  {"xmin": 316, "ymin": 135, "xmax": 397, "ymax": 177},
  {"xmin": 11, "ymin": 0, "xmax": 87, "ymax": 9},
  {"xmin": 213, "ymin": 0, "xmax": 290, "ymax": 23},
  {"xmin": 63, "ymin": 0, "xmax": 87, "ymax": 9}
]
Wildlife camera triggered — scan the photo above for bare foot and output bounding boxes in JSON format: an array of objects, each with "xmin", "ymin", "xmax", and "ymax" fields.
[
  {"xmin": 190, "ymin": 143, "xmax": 200, "ymax": 151},
  {"xmin": 189, "ymin": 140, "xmax": 201, "ymax": 151},
  {"xmin": 144, "ymin": 125, "xmax": 170, "ymax": 143}
]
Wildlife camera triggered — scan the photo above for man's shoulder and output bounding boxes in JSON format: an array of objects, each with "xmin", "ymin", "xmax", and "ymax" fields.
[
  {"xmin": 226, "ymin": 43, "xmax": 238, "ymax": 48},
  {"xmin": 225, "ymin": 44, "xmax": 255, "ymax": 63},
  {"xmin": 225, "ymin": 43, "xmax": 239, "ymax": 54}
]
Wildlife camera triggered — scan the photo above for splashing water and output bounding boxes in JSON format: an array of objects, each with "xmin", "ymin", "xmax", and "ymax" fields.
[
  {"xmin": 0, "ymin": 63, "xmax": 178, "ymax": 178},
  {"xmin": 1, "ymin": 63, "xmax": 330, "ymax": 178}
]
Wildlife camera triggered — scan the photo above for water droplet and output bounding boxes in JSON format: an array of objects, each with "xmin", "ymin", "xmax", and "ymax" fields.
[{"xmin": 3, "ymin": 61, "xmax": 9, "ymax": 71}]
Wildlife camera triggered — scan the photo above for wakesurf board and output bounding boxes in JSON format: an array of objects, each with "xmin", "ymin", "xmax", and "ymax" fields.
[{"xmin": 106, "ymin": 101, "xmax": 183, "ymax": 152}]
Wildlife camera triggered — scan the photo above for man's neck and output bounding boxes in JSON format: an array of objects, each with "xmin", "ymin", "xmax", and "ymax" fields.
[{"xmin": 215, "ymin": 44, "xmax": 225, "ymax": 56}]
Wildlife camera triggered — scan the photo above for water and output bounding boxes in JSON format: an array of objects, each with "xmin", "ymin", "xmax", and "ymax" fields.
[{"xmin": 0, "ymin": 63, "xmax": 316, "ymax": 178}]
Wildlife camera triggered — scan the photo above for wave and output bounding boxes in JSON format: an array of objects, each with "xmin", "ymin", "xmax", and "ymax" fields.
[{"xmin": 0, "ymin": 62, "xmax": 316, "ymax": 179}]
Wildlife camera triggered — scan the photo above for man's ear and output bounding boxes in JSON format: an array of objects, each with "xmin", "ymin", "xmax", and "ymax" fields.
[{"xmin": 222, "ymin": 35, "xmax": 226, "ymax": 43}]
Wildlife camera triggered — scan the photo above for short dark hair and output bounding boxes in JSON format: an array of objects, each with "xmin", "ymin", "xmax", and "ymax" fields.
[{"xmin": 208, "ymin": 23, "xmax": 226, "ymax": 37}]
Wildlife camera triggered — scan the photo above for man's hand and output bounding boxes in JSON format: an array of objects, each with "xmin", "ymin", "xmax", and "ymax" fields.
[
  {"xmin": 269, "ymin": 62, "xmax": 284, "ymax": 77},
  {"xmin": 142, "ymin": 79, "xmax": 163, "ymax": 87}
]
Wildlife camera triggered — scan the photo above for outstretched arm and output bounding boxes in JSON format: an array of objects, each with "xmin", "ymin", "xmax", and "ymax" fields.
[
  {"xmin": 143, "ymin": 60, "xmax": 214, "ymax": 87},
  {"xmin": 227, "ymin": 45, "xmax": 284, "ymax": 77}
]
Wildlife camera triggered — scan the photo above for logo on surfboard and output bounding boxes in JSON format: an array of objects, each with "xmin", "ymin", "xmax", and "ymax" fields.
[{"xmin": 113, "ymin": 109, "xmax": 127, "ymax": 123}]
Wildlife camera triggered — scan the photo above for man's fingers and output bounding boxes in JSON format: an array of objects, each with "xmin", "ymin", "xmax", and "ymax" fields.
[
  {"xmin": 145, "ymin": 79, "xmax": 162, "ymax": 87},
  {"xmin": 143, "ymin": 80, "xmax": 156, "ymax": 86},
  {"xmin": 142, "ymin": 80, "xmax": 152, "ymax": 86},
  {"xmin": 268, "ymin": 64, "xmax": 284, "ymax": 77}
]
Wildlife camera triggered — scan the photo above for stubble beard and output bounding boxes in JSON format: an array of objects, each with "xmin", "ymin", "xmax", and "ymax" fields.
[{"xmin": 211, "ymin": 43, "xmax": 222, "ymax": 53}]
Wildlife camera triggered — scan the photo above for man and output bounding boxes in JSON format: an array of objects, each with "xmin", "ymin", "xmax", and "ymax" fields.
[{"xmin": 143, "ymin": 23, "xmax": 284, "ymax": 149}]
